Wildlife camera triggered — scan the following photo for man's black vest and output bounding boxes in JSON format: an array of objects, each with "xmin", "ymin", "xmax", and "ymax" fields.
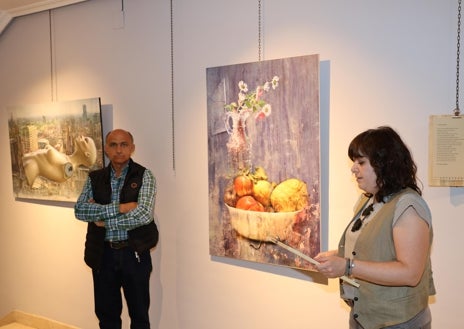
[{"xmin": 84, "ymin": 159, "xmax": 159, "ymax": 270}]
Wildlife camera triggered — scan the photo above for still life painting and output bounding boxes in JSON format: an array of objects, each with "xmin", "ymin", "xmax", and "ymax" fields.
[
  {"xmin": 207, "ymin": 54, "xmax": 321, "ymax": 270},
  {"xmin": 7, "ymin": 97, "xmax": 104, "ymax": 203}
]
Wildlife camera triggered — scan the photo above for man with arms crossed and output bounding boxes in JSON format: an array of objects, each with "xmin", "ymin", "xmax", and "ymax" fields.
[{"xmin": 75, "ymin": 129, "xmax": 158, "ymax": 329}]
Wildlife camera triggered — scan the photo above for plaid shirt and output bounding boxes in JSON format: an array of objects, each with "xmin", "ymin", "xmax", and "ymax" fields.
[{"xmin": 75, "ymin": 164, "xmax": 157, "ymax": 242}]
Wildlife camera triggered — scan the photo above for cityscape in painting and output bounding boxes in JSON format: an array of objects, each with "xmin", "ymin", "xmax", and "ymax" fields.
[{"xmin": 8, "ymin": 98, "xmax": 104, "ymax": 202}]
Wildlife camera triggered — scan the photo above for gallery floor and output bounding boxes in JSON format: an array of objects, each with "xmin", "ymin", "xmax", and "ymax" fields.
[
  {"xmin": 0, "ymin": 311, "xmax": 78, "ymax": 329},
  {"xmin": 0, "ymin": 324, "xmax": 35, "ymax": 329}
]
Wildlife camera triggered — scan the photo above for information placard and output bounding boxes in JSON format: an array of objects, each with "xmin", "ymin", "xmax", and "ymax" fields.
[{"xmin": 429, "ymin": 115, "xmax": 464, "ymax": 186}]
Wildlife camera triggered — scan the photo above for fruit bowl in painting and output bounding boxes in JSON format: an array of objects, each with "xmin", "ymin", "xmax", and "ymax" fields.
[{"xmin": 226, "ymin": 204, "xmax": 302, "ymax": 241}]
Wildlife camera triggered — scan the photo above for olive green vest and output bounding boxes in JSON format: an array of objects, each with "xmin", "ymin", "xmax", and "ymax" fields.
[{"xmin": 338, "ymin": 188, "xmax": 435, "ymax": 329}]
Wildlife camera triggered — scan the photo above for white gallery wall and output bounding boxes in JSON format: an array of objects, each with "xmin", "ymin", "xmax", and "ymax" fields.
[{"xmin": 0, "ymin": 0, "xmax": 462, "ymax": 328}]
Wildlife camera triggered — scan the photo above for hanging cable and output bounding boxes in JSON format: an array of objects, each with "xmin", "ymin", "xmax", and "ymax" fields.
[
  {"xmin": 49, "ymin": 10, "xmax": 56, "ymax": 102},
  {"xmin": 455, "ymin": 0, "xmax": 462, "ymax": 116},
  {"xmin": 258, "ymin": 0, "xmax": 262, "ymax": 61},
  {"xmin": 170, "ymin": 0, "xmax": 176, "ymax": 171}
]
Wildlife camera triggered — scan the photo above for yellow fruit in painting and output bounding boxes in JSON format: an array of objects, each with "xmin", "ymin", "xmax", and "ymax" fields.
[
  {"xmin": 251, "ymin": 166, "xmax": 268, "ymax": 181},
  {"xmin": 270, "ymin": 178, "xmax": 309, "ymax": 212},
  {"xmin": 252, "ymin": 180, "xmax": 274, "ymax": 207}
]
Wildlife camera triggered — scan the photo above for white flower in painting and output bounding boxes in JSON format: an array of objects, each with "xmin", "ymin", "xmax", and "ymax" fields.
[
  {"xmin": 225, "ymin": 76, "xmax": 280, "ymax": 119},
  {"xmin": 263, "ymin": 81, "xmax": 271, "ymax": 92},
  {"xmin": 238, "ymin": 81, "xmax": 248, "ymax": 93},
  {"xmin": 271, "ymin": 76, "xmax": 279, "ymax": 90},
  {"xmin": 255, "ymin": 104, "xmax": 272, "ymax": 120}
]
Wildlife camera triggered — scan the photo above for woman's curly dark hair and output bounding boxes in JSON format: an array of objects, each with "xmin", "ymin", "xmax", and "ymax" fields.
[{"xmin": 348, "ymin": 126, "xmax": 421, "ymax": 202}]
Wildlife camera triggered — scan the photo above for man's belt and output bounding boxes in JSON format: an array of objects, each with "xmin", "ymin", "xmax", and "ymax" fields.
[{"xmin": 106, "ymin": 240, "xmax": 129, "ymax": 249}]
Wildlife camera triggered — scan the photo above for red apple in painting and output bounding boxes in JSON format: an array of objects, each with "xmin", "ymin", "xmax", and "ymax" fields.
[
  {"xmin": 235, "ymin": 196, "xmax": 265, "ymax": 212},
  {"xmin": 233, "ymin": 175, "xmax": 253, "ymax": 197}
]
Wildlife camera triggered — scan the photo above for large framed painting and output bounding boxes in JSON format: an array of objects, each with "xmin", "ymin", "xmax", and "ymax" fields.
[
  {"xmin": 7, "ymin": 97, "xmax": 105, "ymax": 203},
  {"xmin": 207, "ymin": 55, "xmax": 321, "ymax": 270}
]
